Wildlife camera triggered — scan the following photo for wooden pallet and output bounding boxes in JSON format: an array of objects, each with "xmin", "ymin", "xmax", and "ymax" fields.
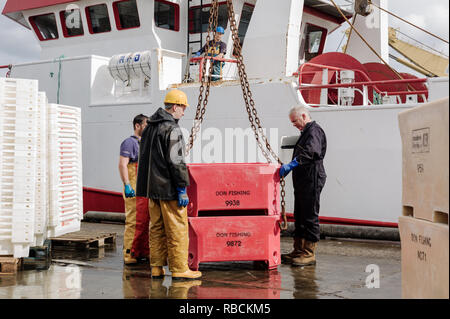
[
  {"xmin": 49, "ymin": 232, "xmax": 116, "ymax": 250},
  {"xmin": 0, "ymin": 257, "xmax": 22, "ymax": 275}
]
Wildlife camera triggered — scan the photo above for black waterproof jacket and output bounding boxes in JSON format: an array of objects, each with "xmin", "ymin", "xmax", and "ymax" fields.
[
  {"xmin": 136, "ymin": 108, "xmax": 189, "ymax": 201},
  {"xmin": 292, "ymin": 121, "xmax": 327, "ymax": 191}
]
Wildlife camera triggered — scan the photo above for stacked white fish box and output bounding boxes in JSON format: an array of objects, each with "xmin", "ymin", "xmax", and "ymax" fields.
[
  {"xmin": 47, "ymin": 103, "xmax": 83, "ymax": 238},
  {"xmin": 0, "ymin": 78, "xmax": 39, "ymax": 258},
  {"xmin": 1, "ymin": 77, "xmax": 83, "ymax": 259},
  {"xmin": 34, "ymin": 92, "xmax": 48, "ymax": 246}
]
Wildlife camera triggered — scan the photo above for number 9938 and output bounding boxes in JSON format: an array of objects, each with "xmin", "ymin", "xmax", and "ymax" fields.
[{"xmin": 225, "ymin": 200, "xmax": 240, "ymax": 207}]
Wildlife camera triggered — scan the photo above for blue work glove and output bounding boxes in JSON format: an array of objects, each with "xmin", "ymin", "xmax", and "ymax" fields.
[
  {"xmin": 177, "ymin": 187, "xmax": 189, "ymax": 207},
  {"xmin": 194, "ymin": 51, "xmax": 201, "ymax": 57},
  {"xmin": 279, "ymin": 158, "xmax": 300, "ymax": 178},
  {"xmin": 124, "ymin": 184, "xmax": 136, "ymax": 198}
]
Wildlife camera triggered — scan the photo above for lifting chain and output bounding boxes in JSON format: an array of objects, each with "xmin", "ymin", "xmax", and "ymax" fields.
[
  {"xmin": 224, "ymin": 0, "xmax": 288, "ymax": 230},
  {"xmin": 186, "ymin": 0, "xmax": 220, "ymax": 156},
  {"xmin": 186, "ymin": 0, "xmax": 288, "ymax": 230}
]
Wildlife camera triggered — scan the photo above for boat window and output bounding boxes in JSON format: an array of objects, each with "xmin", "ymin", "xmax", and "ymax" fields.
[
  {"xmin": 308, "ymin": 31, "xmax": 322, "ymax": 54},
  {"xmin": 300, "ymin": 24, "xmax": 327, "ymax": 62},
  {"xmin": 86, "ymin": 4, "xmax": 112, "ymax": 34},
  {"xmin": 113, "ymin": 0, "xmax": 140, "ymax": 30},
  {"xmin": 189, "ymin": 2, "xmax": 228, "ymax": 34},
  {"xmin": 29, "ymin": 13, "xmax": 59, "ymax": 41},
  {"xmin": 60, "ymin": 8, "xmax": 84, "ymax": 37},
  {"xmin": 155, "ymin": 0, "xmax": 180, "ymax": 31},
  {"xmin": 237, "ymin": 3, "xmax": 254, "ymax": 47}
]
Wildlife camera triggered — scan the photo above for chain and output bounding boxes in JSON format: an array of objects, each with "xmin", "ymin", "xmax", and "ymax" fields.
[
  {"xmin": 185, "ymin": 0, "xmax": 288, "ymax": 228},
  {"xmin": 225, "ymin": 0, "xmax": 287, "ymax": 226},
  {"xmin": 186, "ymin": 0, "xmax": 220, "ymax": 155}
]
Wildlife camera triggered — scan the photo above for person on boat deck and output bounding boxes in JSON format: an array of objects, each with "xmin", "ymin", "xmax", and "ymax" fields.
[
  {"xmin": 280, "ymin": 106, "xmax": 327, "ymax": 267},
  {"xmin": 119, "ymin": 114, "xmax": 149, "ymax": 265},
  {"xmin": 136, "ymin": 89, "xmax": 202, "ymax": 280},
  {"xmin": 194, "ymin": 26, "xmax": 227, "ymax": 81}
]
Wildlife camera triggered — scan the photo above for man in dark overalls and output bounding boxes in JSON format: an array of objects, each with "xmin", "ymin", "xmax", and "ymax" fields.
[{"xmin": 280, "ymin": 106, "xmax": 327, "ymax": 267}]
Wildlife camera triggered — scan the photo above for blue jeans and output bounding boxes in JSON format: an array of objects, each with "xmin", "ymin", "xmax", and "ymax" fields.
[{"xmin": 211, "ymin": 62, "xmax": 225, "ymax": 81}]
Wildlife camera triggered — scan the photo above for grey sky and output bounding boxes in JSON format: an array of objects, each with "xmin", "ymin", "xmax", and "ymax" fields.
[{"xmin": 0, "ymin": 0, "xmax": 448, "ymax": 77}]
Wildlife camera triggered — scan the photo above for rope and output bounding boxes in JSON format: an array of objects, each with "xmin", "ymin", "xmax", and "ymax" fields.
[
  {"xmin": 336, "ymin": 30, "xmax": 347, "ymax": 52},
  {"xmin": 368, "ymin": 0, "xmax": 449, "ymax": 44},
  {"xmin": 394, "ymin": 28, "xmax": 449, "ymax": 59},
  {"xmin": 328, "ymin": 0, "xmax": 415, "ymax": 91},
  {"xmin": 389, "ymin": 53, "xmax": 435, "ymax": 77},
  {"xmin": 343, "ymin": 13, "xmax": 357, "ymax": 54},
  {"xmin": 54, "ymin": 55, "xmax": 65, "ymax": 104}
]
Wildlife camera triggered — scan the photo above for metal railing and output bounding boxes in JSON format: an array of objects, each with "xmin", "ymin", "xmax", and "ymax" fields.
[
  {"xmin": 0, "ymin": 64, "xmax": 12, "ymax": 78},
  {"xmin": 190, "ymin": 56, "xmax": 238, "ymax": 81},
  {"xmin": 294, "ymin": 62, "xmax": 428, "ymax": 106}
]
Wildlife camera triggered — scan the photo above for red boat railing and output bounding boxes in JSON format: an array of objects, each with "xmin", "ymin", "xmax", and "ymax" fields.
[
  {"xmin": 0, "ymin": 64, "xmax": 12, "ymax": 78},
  {"xmin": 190, "ymin": 56, "xmax": 238, "ymax": 81},
  {"xmin": 294, "ymin": 62, "xmax": 428, "ymax": 105}
]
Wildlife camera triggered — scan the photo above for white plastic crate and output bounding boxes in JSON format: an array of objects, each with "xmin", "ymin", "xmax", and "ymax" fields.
[
  {"xmin": 34, "ymin": 92, "xmax": 48, "ymax": 246},
  {"xmin": 0, "ymin": 159, "xmax": 32, "ymax": 167},
  {"xmin": 0, "ymin": 143, "xmax": 37, "ymax": 151},
  {"xmin": 1, "ymin": 136, "xmax": 36, "ymax": 145},
  {"xmin": 0, "ymin": 103, "xmax": 35, "ymax": 112},
  {"xmin": 0, "ymin": 123, "xmax": 38, "ymax": 132},
  {"xmin": 1, "ymin": 83, "xmax": 82, "ymax": 254},
  {"xmin": 0, "ymin": 188, "xmax": 34, "ymax": 198},
  {"xmin": 1, "ymin": 78, "xmax": 39, "ymax": 257},
  {"xmin": 0, "ymin": 190, "xmax": 34, "ymax": 202},
  {"xmin": 0, "ymin": 110, "xmax": 37, "ymax": 120},
  {"xmin": 0, "ymin": 241, "xmax": 31, "ymax": 258},
  {"xmin": 46, "ymin": 103, "xmax": 83, "ymax": 240},
  {"xmin": 0, "ymin": 156, "xmax": 35, "ymax": 166},
  {"xmin": 0, "ymin": 78, "xmax": 38, "ymax": 91},
  {"xmin": 0, "ymin": 130, "xmax": 38, "ymax": 138},
  {"xmin": 47, "ymin": 219, "xmax": 81, "ymax": 239}
]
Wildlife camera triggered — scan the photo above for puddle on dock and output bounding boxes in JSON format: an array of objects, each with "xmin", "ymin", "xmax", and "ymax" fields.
[{"xmin": 0, "ymin": 222, "xmax": 401, "ymax": 299}]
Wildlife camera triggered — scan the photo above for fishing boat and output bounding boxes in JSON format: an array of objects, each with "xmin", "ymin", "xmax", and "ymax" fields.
[{"xmin": 1, "ymin": 0, "xmax": 448, "ymax": 228}]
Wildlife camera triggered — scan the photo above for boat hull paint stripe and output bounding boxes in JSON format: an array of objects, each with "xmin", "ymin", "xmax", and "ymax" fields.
[{"xmin": 82, "ymin": 187, "xmax": 398, "ymax": 228}]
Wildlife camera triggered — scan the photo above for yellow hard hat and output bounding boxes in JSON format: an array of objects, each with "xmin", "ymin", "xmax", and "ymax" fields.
[{"xmin": 164, "ymin": 89, "xmax": 189, "ymax": 107}]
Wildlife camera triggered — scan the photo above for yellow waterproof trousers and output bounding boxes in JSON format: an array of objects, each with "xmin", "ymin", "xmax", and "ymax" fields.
[
  {"xmin": 123, "ymin": 163, "xmax": 137, "ymax": 259},
  {"xmin": 148, "ymin": 199, "xmax": 189, "ymax": 273}
]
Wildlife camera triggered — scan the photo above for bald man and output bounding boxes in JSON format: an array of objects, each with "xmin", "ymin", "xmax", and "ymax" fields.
[{"xmin": 280, "ymin": 106, "xmax": 327, "ymax": 267}]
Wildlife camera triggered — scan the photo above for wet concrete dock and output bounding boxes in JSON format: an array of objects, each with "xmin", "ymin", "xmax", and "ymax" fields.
[{"xmin": 0, "ymin": 222, "xmax": 401, "ymax": 299}]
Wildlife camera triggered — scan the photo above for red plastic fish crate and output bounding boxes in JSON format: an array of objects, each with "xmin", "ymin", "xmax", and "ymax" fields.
[
  {"xmin": 186, "ymin": 163, "xmax": 280, "ymax": 217},
  {"xmin": 186, "ymin": 163, "xmax": 281, "ymax": 270}
]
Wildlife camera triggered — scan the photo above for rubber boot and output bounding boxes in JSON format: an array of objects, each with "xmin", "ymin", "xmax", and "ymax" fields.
[
  {"xmin": 281, "ymin": 237, "xmax": 304, "ymax": 264},
  {"xmin": 151, "ymin": 266, "xmax": 165, "ymax": 279},
  {"xmin": 172, "ymin": 269, "xmax": 202, "ymax": 280},
  {"xmin": 292, "ymin": 240, "xmax": 317, "ymax": 267},
  {"xmin": 123, "ymin": 249, "xmax": 138, "ymax": 265}
]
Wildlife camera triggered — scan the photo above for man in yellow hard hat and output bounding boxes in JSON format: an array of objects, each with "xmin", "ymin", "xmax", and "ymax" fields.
[{"xmin": 136, "ymin": 89, "xmax": 201, "ymax": 280}]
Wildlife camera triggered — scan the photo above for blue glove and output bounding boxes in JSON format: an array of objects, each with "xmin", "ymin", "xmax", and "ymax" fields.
[
  {"xmin": 194, "ymin": 52, "xmax": 201, "ymax": 57},
  {"xmin": 279, "ymin": 158, "xmax": 300, "ymax": 178},
  {"xmin": 124, "ymin": 184, "xmax": 136, "ymax": 198},
  {"xmin": 177, "ymin": 187, "xmax": 189, "ymax": 207}
]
